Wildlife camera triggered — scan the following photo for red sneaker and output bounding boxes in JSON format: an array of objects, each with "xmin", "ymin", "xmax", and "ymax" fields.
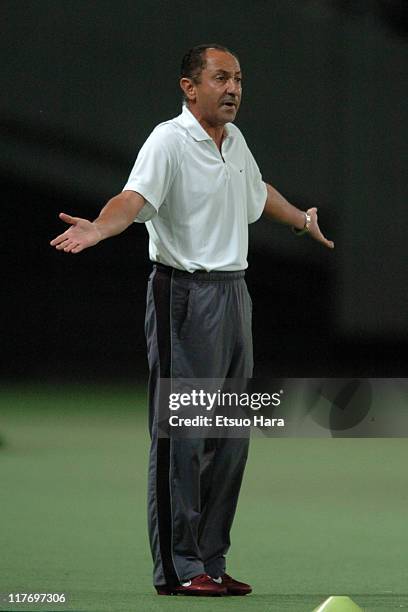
[
  {"xmin": 213, "ymin": 573, "xmax": 252, "ymax": 595},
  {"xmin": 156, "ymin": 573, "xmax": 227, "ymax": 596}
]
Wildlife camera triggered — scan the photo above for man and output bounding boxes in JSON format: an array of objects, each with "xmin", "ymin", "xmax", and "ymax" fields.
[{"xmin": 50, "ymin": 43, "xmax": 334, "ymax": 596}]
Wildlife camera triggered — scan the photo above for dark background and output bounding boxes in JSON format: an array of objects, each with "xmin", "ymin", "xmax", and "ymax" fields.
[{"xmin": 2, "ymin": 0, "xmax": 407, "ymax": 383}]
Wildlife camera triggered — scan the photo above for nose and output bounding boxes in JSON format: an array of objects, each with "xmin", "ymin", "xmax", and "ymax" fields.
[{"xmin": 226, "ymin": 77, "xmax": 241, "ymax": 96}]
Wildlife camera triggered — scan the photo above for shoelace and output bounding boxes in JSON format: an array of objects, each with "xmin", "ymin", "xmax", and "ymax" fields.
[
  {"xmin": 182, "ymin": 573, "xmax": 224, "ymax": 587},
  {"xmin": 194, "ymin": 574, "xmax": 213, "ymax": 583}
]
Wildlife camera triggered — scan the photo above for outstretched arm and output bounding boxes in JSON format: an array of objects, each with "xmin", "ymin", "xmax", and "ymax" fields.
[
  {"xmin": 50, "ymin": 190, "xmax": 146, "ymax": 254},
  {"xmin": 263, "ymin": 183, "xmax": 334, "ymax": 249}
]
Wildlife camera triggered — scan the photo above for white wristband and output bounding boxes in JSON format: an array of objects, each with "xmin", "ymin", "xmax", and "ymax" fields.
[{"xmin": 292, "ymin": 212, "xmax": 311, "ymax": 236}]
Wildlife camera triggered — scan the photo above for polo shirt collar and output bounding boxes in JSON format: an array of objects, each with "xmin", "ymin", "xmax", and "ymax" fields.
[{"xmin": 180, "ymin": 105, "xmax": 232, "ymax": 142}]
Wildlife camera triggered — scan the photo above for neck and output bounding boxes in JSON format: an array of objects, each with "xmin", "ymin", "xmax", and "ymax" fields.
[{"xmin": 186, "ymin": 104, "xmax": 226, "ymax": 151}]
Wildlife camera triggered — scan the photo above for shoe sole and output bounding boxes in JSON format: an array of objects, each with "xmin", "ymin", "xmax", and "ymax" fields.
[{"xmin": 156, "ymin": 588, "xmax": 226, "ymax": 596}]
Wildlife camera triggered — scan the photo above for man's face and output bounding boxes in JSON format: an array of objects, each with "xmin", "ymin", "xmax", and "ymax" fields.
[{"xmin": 185, "ymin": 49, "xmax": 242, "ymax": 126}]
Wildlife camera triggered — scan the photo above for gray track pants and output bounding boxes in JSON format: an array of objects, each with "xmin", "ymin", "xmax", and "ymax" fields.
[{"xmin": 145, "ymin": 264, "xmax": 253, "ymax": 587}]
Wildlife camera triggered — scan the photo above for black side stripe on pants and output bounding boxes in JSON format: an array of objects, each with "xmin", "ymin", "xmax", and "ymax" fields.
[{"xmin": 152, "ymin": 268, "xmax": 179, "ymax": 587}]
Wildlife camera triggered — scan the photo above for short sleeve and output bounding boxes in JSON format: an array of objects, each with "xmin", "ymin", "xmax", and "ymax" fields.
[
  {"xmin": 122, "ymin": 124, "xmax": 181, "ymax": 223},
  {"xmin": 245, "ymin": 146, "xmax": 267, "ymax": 224}
]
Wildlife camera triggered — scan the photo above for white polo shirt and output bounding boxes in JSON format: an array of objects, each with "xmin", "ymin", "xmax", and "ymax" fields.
[{"xmin": 123, "ymin": 105, "xmax": 267, "ymax": 272}]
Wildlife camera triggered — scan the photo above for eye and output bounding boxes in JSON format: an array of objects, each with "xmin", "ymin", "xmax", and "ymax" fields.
[{"xmin": 215, "ymin": 75, "xmax": 226, "ymax": 81}]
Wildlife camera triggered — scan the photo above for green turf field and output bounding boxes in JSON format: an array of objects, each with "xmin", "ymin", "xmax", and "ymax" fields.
[{"xmin": 1, "ymin": 385, "xmax": 407, "ymax": 611}]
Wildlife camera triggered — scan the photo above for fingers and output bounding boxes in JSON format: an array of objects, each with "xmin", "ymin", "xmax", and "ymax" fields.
[
  {"xmin": 307, "ymin": 207, "xmax": 334, "ymax": 249},
  {"xmin": 63, "ymin": 242, "xmax": 80, "ymax": 253},
  {"xmin": 50, "ymin": 213, "xmax": 80, "ymax": 249},
  {"xmin": 56, "ymin": 238, "xmax": 81, "ymax": 253},
  {"xmin": 50, "ymin": 232, "xmax": 70, "ymax": 247},
  {"xmin": 50, "ymin": 231, "xmax": 83, "ymax": 252},
  {"xmin": 315, "ymin": 229, "xmax": 334, "ymax": 249}
]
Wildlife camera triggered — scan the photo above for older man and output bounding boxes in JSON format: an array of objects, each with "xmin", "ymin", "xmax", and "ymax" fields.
[{"xmin": 51, "ymin": 43, "xmax": 333, "ymax": 596}]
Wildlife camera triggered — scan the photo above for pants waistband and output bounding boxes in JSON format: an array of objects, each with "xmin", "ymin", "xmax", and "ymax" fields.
[{"xmin": 153, "ymin": 263, "xmax": 246, "ymax": 282}]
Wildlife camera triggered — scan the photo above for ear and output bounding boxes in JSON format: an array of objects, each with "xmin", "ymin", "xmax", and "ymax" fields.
[{"xmin": 180, "ymin": 77, "xmax": 197, "ymax": 103}]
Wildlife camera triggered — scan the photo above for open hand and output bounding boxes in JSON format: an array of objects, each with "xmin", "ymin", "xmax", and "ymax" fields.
[
  {"xmin": 50, "ymin": 213, "xmax": 102, "ymax": 254},
  {"xmin": 306, "ymin": 207, "xmax": 334, "ymax": 249}
]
